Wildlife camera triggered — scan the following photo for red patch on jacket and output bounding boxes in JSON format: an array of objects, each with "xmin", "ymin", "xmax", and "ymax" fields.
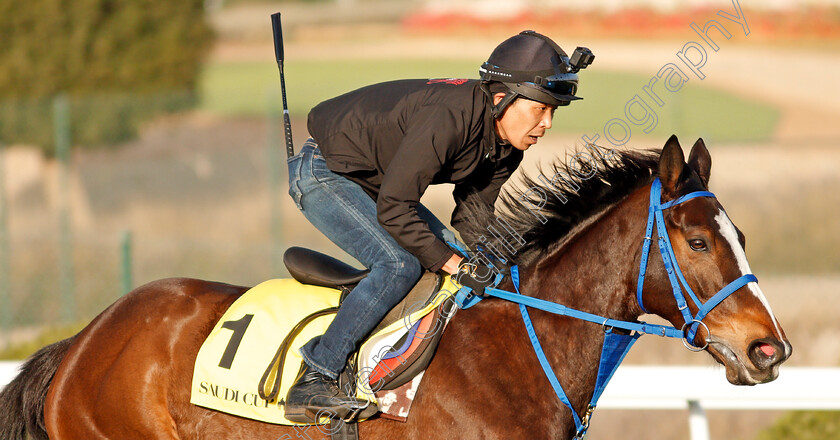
[{"xmin": 426, "ymin": 78, "xmax": 468, "ymax": 85}]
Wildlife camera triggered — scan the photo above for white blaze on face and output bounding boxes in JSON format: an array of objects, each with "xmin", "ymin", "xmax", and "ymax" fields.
[{"xmin": 714, "ymin": 210, "xmax": 785, "ymax": 339}]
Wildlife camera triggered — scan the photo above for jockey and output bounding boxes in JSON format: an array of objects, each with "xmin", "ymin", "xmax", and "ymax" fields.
[{"xmin": 284, "ymin": 30, "xmax": 591, "ymax": 423}]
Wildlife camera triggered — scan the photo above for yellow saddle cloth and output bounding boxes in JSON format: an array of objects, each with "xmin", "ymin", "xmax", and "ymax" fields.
[{"xmin": 189, "ymin": 277, "xmax": 457, "ymax": 425}]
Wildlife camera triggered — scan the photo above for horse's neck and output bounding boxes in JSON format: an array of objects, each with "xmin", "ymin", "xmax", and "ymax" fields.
[
  {"xmin": 424, "ymin": 188, "xmax": 649, "ymax": 437},
  {"xmin": 502, "ymin": 187, "xmax": 648, "ymax": 428},
  {"xmin": 520, "ymin": 186, "xmax": 648, "ymax": 318}
]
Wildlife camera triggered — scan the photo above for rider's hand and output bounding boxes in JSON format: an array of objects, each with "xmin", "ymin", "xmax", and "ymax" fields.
[
  {"xmin": 453, "ymin": 261, "xmax": 497, "ymax": 297},
  {"xmin": 441, "ymin": 254, "xmax": 463, "ymax": 275}
]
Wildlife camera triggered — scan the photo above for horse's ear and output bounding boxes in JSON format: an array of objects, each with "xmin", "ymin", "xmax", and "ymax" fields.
[
  {"xmin": 687, "ymin": 138, "xmax": 711, "ymax": 187},
  {"xmin": 658, "ymin": 135, "xmax": 685, "ymax": 192}
]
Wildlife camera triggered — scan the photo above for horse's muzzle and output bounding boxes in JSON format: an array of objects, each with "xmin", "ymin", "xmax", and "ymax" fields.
[{"xmin": 707, "ymin": 337, "xmax": 792, "ymax": 385}]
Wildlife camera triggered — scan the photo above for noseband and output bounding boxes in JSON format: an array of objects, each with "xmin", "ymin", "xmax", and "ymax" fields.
[{"xmin": 453, "ymin": 177, "xmax": 759, "ymax": 438}]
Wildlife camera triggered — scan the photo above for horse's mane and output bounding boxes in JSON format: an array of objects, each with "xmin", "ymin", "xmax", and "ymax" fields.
[{"xmin": 460, "ymin": 147, "xmax": 660, "ymax": 267}]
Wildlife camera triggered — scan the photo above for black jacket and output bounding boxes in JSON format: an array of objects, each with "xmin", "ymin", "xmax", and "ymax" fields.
[{"xmin": 307, "ymin": 79, "xmax": 523, "ymax": 272}]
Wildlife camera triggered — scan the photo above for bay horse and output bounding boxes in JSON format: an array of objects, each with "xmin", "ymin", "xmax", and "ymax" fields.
[{"xmin": 0, "ymin": 136, "xmax": 791, "ymax": 439}]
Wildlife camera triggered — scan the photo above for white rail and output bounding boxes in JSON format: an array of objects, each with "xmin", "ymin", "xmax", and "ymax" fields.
[
  {"xmin": 0, "ymin": 361, "xmax": 20, "ymax": 388},
  {"xmin": 598, "ymin": 366, "xmax": 840, "ymax": 440},
  {"xmin": 1, "ymin": 362, "xmax": 835, "ymax": 440}
]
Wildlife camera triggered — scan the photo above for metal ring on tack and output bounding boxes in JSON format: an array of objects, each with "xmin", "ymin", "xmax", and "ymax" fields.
[
  {"xmin": 680, "ymin": 319, "xmax": 710, "ymax": 352},
  {"xmin": 601, "ymin": 318, "xmax": 613, "ymax": 333}
]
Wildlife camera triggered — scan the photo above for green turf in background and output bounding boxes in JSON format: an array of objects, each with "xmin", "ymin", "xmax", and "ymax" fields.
[{"xmin": 198, "ymin": 59, "xmax": 780, "ymax": 143}]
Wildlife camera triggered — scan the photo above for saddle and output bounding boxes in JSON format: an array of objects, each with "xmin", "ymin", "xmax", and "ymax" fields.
[
  {"xmin": 280, "ymin": 247, "xmax": 453, "ymax": 391},
  {"xmin": 283, "ymin": 246, "xmax": 370, "ymax": 290},
  {"xmin": 189, "ymin": 247, "xmax": 457, "ymax": 433},
  {"xmin": 273, "ymin": 247, "xmax": 456, "ymax": 436}
]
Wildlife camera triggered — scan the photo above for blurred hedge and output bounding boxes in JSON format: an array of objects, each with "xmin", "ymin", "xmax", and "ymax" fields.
[
  {"xmin": 758, "ymin": 411, "xmax": 840, "ymax": 440},
  {"xmin": 0, "ymin": 0, "xmax": 214, "ymax": 152}
]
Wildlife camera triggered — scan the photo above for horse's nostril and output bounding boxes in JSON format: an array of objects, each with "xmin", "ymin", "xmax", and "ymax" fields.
[
  {"xmin": 748, "ymin": 339, "xmax": 786, "ymax": 369},
  {"xmin": 757, "ymin": 342, "xmax": 776, "ymax": 357}
]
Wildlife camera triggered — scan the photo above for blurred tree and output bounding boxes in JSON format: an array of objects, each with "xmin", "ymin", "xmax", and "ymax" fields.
[{"xmin": 0, "ymin": 0, "xmax": 214, "ymax": 152}]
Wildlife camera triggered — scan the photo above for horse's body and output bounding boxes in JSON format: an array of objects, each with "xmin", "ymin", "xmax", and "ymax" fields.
[{"xmin": 0, "ymin": 137, "xmax": 791, "ymax": 439}]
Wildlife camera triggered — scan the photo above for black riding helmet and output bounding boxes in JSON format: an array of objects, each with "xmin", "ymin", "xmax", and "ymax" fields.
[{"xmin": 480, "ymin": 30, "xmax": 593, "ymax": 117}]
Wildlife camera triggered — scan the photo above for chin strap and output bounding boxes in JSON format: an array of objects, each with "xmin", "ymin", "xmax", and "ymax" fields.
[{"xmin": 480, "ymin": 82, "xmax": 518, "ymax": 118}]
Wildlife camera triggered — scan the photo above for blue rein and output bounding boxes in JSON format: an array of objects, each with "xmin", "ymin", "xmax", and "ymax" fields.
[{"xmin": 454, "ymin": 177, "xmax": 759, "ymax": 439}]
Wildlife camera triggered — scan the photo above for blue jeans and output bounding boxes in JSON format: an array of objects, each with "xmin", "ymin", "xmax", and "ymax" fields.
[{"xmin": 288, "ymin": 139, "xmax": 463, "ymax": 379}]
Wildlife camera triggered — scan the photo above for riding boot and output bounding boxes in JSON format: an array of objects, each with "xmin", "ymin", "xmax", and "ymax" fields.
[{"xmin": 284, "ymin": 361, "xmax": 377, "ymax": 424}]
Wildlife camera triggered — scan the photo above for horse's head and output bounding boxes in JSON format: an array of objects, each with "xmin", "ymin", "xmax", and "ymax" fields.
[{"xmin": 639, "ymin": 135, "xmax": 791, "ymax": 385}]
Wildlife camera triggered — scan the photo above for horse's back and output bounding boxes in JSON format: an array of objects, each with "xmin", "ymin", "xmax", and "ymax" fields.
[{"xmin": 45, "ymin": 278, "xmax": 247, "ymax": 439}]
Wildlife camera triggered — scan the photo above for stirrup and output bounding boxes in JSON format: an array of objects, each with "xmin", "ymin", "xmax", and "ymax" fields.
[{"xmin": 342, "ymin": 399, "xmax": 373, "ymax": 423}]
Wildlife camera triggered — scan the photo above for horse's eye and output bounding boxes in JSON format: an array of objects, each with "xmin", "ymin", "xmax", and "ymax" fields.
[{"xmin": 688, "ymin": 239, "xmax": 707, "ymax": 251}]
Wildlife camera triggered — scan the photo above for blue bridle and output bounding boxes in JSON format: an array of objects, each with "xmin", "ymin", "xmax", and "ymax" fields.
[
  {"xmin": 453, "ymin": 177, "xmax": 759, "ymax": 439},
  {"xmin": 636, "ymin": 178, "xmax": 757, "ymax": 347}
]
